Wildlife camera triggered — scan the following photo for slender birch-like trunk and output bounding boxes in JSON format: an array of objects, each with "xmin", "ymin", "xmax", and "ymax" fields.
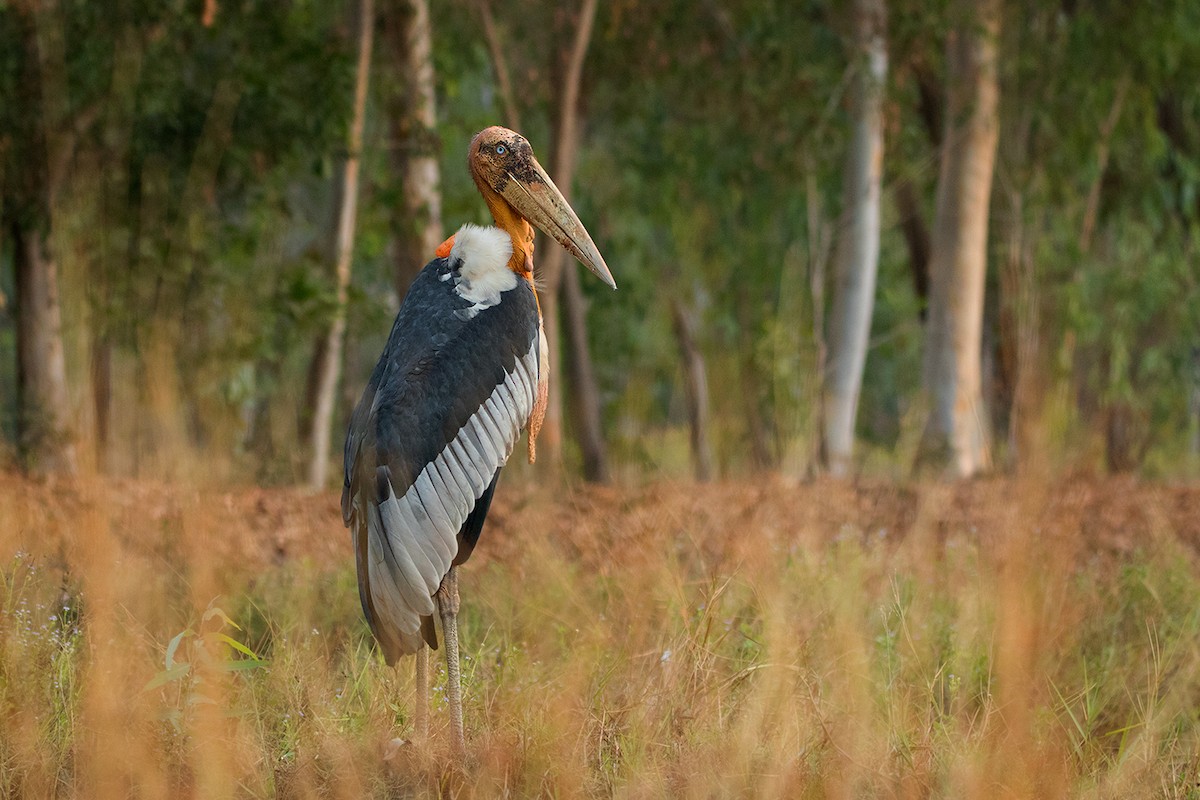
[
  {"xmin": 387, "ymin": 0, "xmax": 443, "ymax": 300},
  {"xmin": 919, "ymin": 0, "xmax": 1000, "ymax": 477},
  {"xmin": 307, "ymin": 0, "xmax": 374, "ymax": 488},
  {"xmin": 822, "ymin": 0, "xmax": 887, "ymax": 477}
]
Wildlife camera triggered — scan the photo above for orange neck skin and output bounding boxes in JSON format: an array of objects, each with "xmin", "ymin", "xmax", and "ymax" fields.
[
  {"xmin": 478, "ymin": 185, "xmax": 536, "ymax": 280},
  {"xmin": 432, "ymin": 188, "xmax": 541, "ymax": 317},
  {"xmin": 438, "ymin": 168, "xmax": 541, "ymax": 317}
]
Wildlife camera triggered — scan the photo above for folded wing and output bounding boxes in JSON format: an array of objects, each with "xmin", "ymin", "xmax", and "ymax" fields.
[{"xmin": 342, "ymin": 248, "xmax": 539, "ymax": 661}]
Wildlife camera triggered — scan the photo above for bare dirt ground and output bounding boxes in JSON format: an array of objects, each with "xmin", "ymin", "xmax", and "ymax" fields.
[{"xmin": 3, "ymin": 472, "xmax": 1198, "ymax": 577}]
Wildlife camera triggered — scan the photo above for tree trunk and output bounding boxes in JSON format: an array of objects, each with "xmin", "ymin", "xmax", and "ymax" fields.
[
  {"xmin": 479, "ymin": 1, "xmax": 606, "ymax": 481},
  {"xmin": 994, "ymin": 82, "xmax": 1047, "ymax": 475},
  {"xmin": 90, "ymin": 336, "xmax": 112, "ymax": 470},
  {"xmin": 671, "ymin": 295, "xmax": 714, "ymax": 481},
  {"xmin": 893, "ymin": 57, "xmax": 941, "ymax": 324},
  {"xmin": 478, "ymin": 0, "xmax": 522, "ymax": 131},
  {"xmin": 1104, "ymin": 404, "xmax": 1146, "ymax": 474},
  {"xmin": 385, "ymin": 0, "xmax": 444, "ymax": 300},
  {"xmin": 918, "ymin": 0, "xmax": 999, "ymax": 478},
  {"xmin": 997, "ymin": 192, "xmax": 1043, "ymax": 472},
  {"xmin": 736, "ymin": 288, "xmax": 775, "ymax": 470},
  {"xmin": 804, "ymin": 171, "xmax": 832, "ymax": 476},
  {"xmin": 13, "ymin": 222, "xmax": 76, "ymax": 474},
  {"xmin": 894, "ymin": 178, "xmax": 930, "ymax": 320},
  {"xmin": 5, "ymin": 6, "xmax": 76, "ymax": 475},
  {"xmin": 822, "ymin": 0, "xmax": 887, "ymax": 478},
  {"xmin": 741, "ymin": 351, "xmax": 774, "ymax": 471},
  {"xmin": 1188, "ymin": 347, "xmax": 1200, "ymax": 465},
  {"xmin": 479, "ymin": 0, "xmax": 607, "ymax": 480},
  {"xmin": 561, "ymin": 255, "xmax": 609, "ymax": 481},
  {"xmin": 89, "ymin": 27, "xmax": 141, "ymax": 474},
  {"xmin": 1079, "ymin": 78, "xmax": 1127, "ymax": 257},
  {"xmin": 536, "ymin": 0, "xmax": 601, "ymax": 477},
  {"xmin": 1082, "ymin": 80, "xmax": 1135, "ymax": 475},
  {"xmin": 307, "ymin": 0, "xmax": 374, "ymax": 489}
]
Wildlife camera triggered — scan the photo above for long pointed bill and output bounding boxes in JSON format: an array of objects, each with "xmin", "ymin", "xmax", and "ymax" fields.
[{"xmin": 498, "ymin": 159, "xmax": 616, "ymax": 289}]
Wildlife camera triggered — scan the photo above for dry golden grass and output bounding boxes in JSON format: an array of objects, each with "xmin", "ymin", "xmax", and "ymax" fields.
[{"xmin": 1, "ymin": 472, "xmax": 1199, "ymax": 798}]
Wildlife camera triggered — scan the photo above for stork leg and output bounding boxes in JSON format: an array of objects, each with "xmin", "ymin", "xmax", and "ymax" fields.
[
  {"xmin": 436, "ymin": 566, "xmax": 466, "ymax": 759},
  {"xmin": 414, "ymin": 645, "xmax": 429, "ymax": 741}
]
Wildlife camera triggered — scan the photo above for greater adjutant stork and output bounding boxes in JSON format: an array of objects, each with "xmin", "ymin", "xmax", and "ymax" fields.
[{"xmin": 342, "ymin": 126, "xmax": 615, "ymax": 756}]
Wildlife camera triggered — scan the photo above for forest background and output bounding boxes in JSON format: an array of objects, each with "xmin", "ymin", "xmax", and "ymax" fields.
[
  {"xmin": 3, "ymin": 0, "xmax": 1200, "ymax": 796},
  {"xmin": 3, "ymin": 0, "xmax": 1198, "ymax": 484}
]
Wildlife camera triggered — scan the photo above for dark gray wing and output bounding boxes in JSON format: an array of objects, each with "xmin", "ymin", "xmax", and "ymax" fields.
[{"xmin": 342, "ymin": 255, "xmax": 539, "ymax": 660}]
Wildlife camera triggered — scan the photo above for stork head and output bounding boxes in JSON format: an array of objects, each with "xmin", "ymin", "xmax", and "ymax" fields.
[{"xmin": 468, "ymin": 126, "xmax": 615, "ymax": 289}]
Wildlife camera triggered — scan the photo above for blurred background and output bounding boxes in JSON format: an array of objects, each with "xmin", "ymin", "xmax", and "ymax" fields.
[
  {"xmin": 1, "ymin": 0, "xmax": 1198, "ymax": 486},
  {"xmin": 5, "ymin": 3, "xmax": 1200, "ymax": 795}
]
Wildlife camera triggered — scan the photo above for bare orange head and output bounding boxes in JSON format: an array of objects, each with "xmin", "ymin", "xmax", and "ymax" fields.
[{"xmin": 467, "ymin": 126, "xmax": 615, "ymax": 289}]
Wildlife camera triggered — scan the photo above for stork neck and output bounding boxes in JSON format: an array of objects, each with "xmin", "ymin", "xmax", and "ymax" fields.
[{"xmin": 475, "ymin": 179, "xmax": 534, "ymax": 278}]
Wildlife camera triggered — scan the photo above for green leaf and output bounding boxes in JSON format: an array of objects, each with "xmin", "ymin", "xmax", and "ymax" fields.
[
  {"xmin": 212, "ymin": 632, "xmax": 260, "ymax": 660},
  {"xmin": 144, "ymin": 662, "xmax": 191, "ymax": 692},
  {"xmin": 217, "ymin": 659, "xmax": 267, "ymax": 672},
  {"xmin": 165, "ymin": 629, "xmax": 194, "ymax": 669}
]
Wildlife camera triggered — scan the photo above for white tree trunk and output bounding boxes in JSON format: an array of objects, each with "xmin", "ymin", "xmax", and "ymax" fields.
[
  {"xmin": 920, "ymin": 0, "xmax": 1000, "ymax": 477},
  {"xmin": 822, "ymin": 0, "xmax": 887, "ymax": 477},
  {"xmin": 308, "ymin": 0, "xmax": 374, "ymax": 489},
  {"xmin": 390, "ymin": 0, "xmax": 443, "ymax": 299}
]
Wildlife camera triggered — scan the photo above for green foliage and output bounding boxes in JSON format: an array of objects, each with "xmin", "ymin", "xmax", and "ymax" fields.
[{"xmin": 144, "ymin": 600, "xmax": 266, "ymax": 731}]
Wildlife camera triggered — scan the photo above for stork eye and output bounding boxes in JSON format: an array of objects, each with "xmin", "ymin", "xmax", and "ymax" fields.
[{"xmin": 495, "ymin": 145, "xmax": 507, "ymax": 155}]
